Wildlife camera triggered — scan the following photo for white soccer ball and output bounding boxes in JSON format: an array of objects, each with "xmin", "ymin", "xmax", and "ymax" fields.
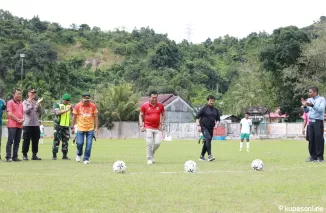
[
  {"xmin": 113, "ymin": 161, "xmax": 127, "ymax": 173},
  {"xmin": 184, "ymin": 160, "xmax": 197, "ymax": 173},
  {"xmin": 251, "ymin": 159, "xmax": 264, "ymax": 171}
]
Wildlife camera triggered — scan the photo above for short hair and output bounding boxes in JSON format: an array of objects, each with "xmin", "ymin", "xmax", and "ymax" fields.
[
  {"xmin": 149, "ymin": 90, "xmax": 158, "ymax": 97},
  {"xmin": 206, "ymin": 95, "xmax": 215, "ymax": 101},
  {"xmin": 309, "ymin": 86, "xmax": 318, "ymax": 94},
  {"xmin": 12, "ymin": 88, "xmax": 21, "ymax": 95}
]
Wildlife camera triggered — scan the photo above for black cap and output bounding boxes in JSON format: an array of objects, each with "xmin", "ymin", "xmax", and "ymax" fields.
[
  {"xmin": 82, "ymin": 92, "xmax": 91, "ymax": 97},
  {"xmin": 29, "ymin": 89, "xmax": 37, "ymax": 93}
]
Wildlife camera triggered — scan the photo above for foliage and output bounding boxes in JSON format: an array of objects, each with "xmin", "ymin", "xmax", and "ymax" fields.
[
  {"xmin": 97, "ymin": 83, "xmax": 140, "ymax": 130},
  {"xmin": 259, "ymin": 26, "xmax": 311, "ymax": 121},
  {"xmin": 1, "ymin": 9, "xmax": 325, "ymax": 121}
]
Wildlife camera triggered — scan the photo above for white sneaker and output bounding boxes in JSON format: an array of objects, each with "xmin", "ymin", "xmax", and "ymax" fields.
[
  {"xmin": 76, "ymin": 155, "xmax": 81, "ymax": 162},
  {"xmin": 147, "ymin": 160, "xmax": 153, "ymax": 165},
  {"xmin": 152, "ymin": 157, "xmax": 155, "ymax": 163},
  {"xmin": 84, "ymin": 160, "xmax": 90, "ymax": 164}
]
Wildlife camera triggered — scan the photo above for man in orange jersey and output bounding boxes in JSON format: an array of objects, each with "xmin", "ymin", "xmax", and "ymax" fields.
[
  {"xmin": 71, "ymin": 93, "xmax": 98, "ymax": 165},
  {"xmin": 139, "ymin": 91, "xmax": 165, "ymax": 165}
]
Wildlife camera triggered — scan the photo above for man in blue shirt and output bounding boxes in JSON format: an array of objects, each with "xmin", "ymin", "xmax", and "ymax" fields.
[
  {"xmin": 301, "ymin": 86, "xmax": 325, "ymax": 162},
  {"xmin": 0, "ymin": 95, "xmax": 6, "ymax": 161}
]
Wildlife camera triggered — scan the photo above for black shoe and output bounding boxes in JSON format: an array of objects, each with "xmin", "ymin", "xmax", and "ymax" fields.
[
  {"xmin": 62, "ymin": 156, "xmax": 71, "ymax": 160},
  {"xmin": 306, "ymin": 157, "xmax": 316, "ymax": 162},
  {"xmin": 199, "ymin": 155, "xmax": 206, "ymax": 161},
  {"xmin": 12, "ymin": 158, "xmax": 22, "ymax": 162},
  {"xmin": 316, "ymin": 158, "xmax": 324, "ymax": 163},
  {"xmin": 32, "ymin": 156, "xmax": 42, "ymax": 160},
  {"xmin": 208, "ymin": 155, "xmax": 215, "ymax": 162},
  {"xmin": 6, "ymin": 158, "xmax": 12, "ymax": 162},
  {"xmin": 52, "ymin": 156, "xmax": 57, "ymax": 160},
  {"xmin": 23, "ymin": 154, "xmax": 28, "ymax": 161}
]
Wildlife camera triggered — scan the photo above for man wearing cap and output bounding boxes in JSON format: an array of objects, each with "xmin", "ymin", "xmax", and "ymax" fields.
[
  {"xmin": 52, "ymin": 94, "xmax": 72, "ymax": 160},
  {"xmin": 71, "ymin": 93, "xmax": 98, "ymax": 164},
  {"xmin": 22, "ymin": 89, "xmax": 43, "ymax": 160}
]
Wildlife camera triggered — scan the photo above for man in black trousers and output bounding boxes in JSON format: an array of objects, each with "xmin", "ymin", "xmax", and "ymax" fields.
[
  {"xmin": 196, "ymin": 95, "xmax": 220, "ymax": 162},
  {"xmin": 22, "ymin": 89, "xmax": 43, "ymax": 160},
  {"xmin": 301, "ymin": 86, "xmax": 325, "ymax": 163}
]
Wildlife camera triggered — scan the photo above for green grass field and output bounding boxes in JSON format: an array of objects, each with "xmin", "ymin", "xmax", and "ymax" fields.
[{"xmin": 0, "ymin": 138, "xmax": 325, "ymax": 213}]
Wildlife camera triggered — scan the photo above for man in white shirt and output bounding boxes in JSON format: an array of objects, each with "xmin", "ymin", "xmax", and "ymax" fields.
[
  {"xmin": 239, "ymin": 113, "xmax": 252, "ymax": 152},
  {"xmin": 39, "ymin": 122, "xmax": 44, "ymax": 144}
]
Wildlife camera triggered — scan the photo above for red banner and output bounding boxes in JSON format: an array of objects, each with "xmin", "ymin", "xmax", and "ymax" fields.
[{"xmin": 213, "ymin": 126, "xmax": 225, "ymax": 136}]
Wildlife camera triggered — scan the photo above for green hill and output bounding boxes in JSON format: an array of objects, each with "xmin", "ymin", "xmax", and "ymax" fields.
[{"xmin": 1, "ymin": 9, "xmax": 326, "ymax": 121}]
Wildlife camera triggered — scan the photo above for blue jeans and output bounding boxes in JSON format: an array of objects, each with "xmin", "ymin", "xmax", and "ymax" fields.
[{"xmin": 76, "ymin": 130, "xmax": 94, "ymax": 161}]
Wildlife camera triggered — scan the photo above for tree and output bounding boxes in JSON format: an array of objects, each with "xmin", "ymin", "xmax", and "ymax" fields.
[
  {"xmin": 97, "ymin": 83, "xmax": 140, "ymax": 138},
  {"xmin": 150, "ymin": 41, "xmax": 182, "ymax": 69},
  {"xmin": 259, "ymin": 26, "xmax": 310, "ymax": 121},
  {"xmin": 0, "ymin": 8, "xmax": 325, "ymax": 124},
  {"xmin": 222, "ymin": 65, "xmax": 276, "ymax": 116}
]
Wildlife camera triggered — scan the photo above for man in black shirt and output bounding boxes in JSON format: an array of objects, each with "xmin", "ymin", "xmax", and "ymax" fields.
[{"xmin": 196, "ymin": 95, "xmax": 220, "ymax": 161}]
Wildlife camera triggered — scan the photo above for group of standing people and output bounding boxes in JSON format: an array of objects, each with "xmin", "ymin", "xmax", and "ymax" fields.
[
  {"xmin": 1, "ymin": 86, "xmax": 322, "ymax": 165},
  {"xmin": 3, "ymin": 88, "xmax": 42, "ymax": 162},
  {"xmin": 0, "ymin": 89, "xmax": 99, "ymax": 164},
  {"xmin": 50, "ymin": 92, "xmax": 99, "ymax": 164},
  {"xmin": 51, "ymin": 92, "xmax": 99, "ymax": 164}
]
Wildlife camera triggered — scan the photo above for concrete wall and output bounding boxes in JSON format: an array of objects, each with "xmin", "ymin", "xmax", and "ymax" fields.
[
  {"xmin": 1, "ymin": 122, "xmax": 311, "ymax": 140},
  {"xmin": 227, "ymin": 122, "xmax": 308, "ymax": 139}
]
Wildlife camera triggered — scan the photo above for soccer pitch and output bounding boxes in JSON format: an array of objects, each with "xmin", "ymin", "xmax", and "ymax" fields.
[{"xmin": 0, "ymin": 139, "xmax": 325, "ymax": 213}]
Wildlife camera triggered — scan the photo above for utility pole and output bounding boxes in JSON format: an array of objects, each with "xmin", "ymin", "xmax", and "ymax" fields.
[
  {"xmin": 20, "ymin": 53, "xmax": 25, "ymax": 89},
  {"xmin": 185, "ymin": 23, "xmax": 193, "ymax": 43}
]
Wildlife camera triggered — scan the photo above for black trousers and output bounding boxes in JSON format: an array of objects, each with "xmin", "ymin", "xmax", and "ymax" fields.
[
  {"xmin": 308, "ymin": 120, "xmax": 324, "ymax": 160},
  {"xmin": 22, "ymin": 126, "xmax": 40, "ymax": 155},
  {"xmin": 6, "ymin": 128, "xmax": 22, "ymax": 159},
  {"xmin": 201, "ymin": 126, "xmax": 214, "ymax": 156},
  {"xmin": 306, "ymin": 124, "xmax": 309, "ymax": 141}
]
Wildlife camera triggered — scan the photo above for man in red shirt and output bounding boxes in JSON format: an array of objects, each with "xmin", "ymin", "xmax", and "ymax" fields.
[
  {"xmin": 139, "ymin": 91, "xmax": 165, "ymax": 164},
  {"xmin": 6, "ymin": 89, "xmax": 24, "ymax": 162}
]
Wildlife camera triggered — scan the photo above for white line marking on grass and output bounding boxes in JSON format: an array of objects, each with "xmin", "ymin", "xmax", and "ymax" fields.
[
  {"xmin": 196, "ymin": 170, "xmax": 249, "ymax": 174},
  {"xmin": 277, "ymin": 165, "xmax": 326, "ymax": 170},
  {"xmin": 129, "ymin": 165, "xmax": 326, "ymax": 175}
]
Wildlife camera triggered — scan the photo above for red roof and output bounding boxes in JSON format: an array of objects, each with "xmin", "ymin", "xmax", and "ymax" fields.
[
  {"xmin": 138, "ymin": 94, "xmax": 178, "ymax": 107},
  {"xmin": 266, "ymin": 113, "xmax": 288, "ymax": 118},
  {"xmin": 264, "ymin": 108, "xmax": 288, "ymax": 118}
]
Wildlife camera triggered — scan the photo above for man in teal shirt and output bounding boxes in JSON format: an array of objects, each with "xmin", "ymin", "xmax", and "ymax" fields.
[{"xmin": 0, "ymin": 95, "xmax": 6, "ymax": 161}]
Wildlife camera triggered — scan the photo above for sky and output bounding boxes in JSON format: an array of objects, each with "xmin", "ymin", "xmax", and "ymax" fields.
[{"xmin": 1, "ymin": 0, "xmax": 326, "ymax": 43}]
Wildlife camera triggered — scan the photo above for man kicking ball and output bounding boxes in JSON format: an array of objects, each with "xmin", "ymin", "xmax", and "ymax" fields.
[
  {"xmin": 139, "ymin": 91, "xmax": 165, "ymax": 165},
  {"xmin": 239, "ymin": 113, "xmax": 252, "ymax": 152}
]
